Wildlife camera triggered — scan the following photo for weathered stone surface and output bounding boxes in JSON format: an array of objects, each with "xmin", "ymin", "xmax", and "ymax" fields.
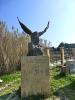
[
  {"xmin": 66, "ymin": 61, "xmax": 75, "ymax": 74},
  {"xmin": 60, "ymin": 47, "xmax": 64, "ymax": 66},
  {"xmin": 21, "ymin": 56, "xmax": 50, "ymax": 98}
]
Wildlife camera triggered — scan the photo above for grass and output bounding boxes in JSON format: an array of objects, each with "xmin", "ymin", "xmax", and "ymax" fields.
[
  {"xmin": 50, "ymin": 67, "xmax": 75, "ymax": 100},
  {"xmin": 0, "ymin": 71, "xmax": 21, "ymax": 83},
  {"xmin": 0, "ymin": 67, "xmax": 75, "ymax": 99},
  {"xmin": 0, "ymin": 71, "xmax": 21, "ymax": 96}
]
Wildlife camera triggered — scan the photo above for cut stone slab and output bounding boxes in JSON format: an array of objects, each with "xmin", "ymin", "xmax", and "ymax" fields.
[
  {"xmin": 66, "ymin": 61, "xmax": 75, "ymax": 74},
  {"xmin": 21, "ymin": 56, "xmax": 50, "ymax": 99}
]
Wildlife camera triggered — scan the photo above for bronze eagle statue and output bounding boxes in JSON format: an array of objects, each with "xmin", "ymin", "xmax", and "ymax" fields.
[{"xmin": 17, "ymin": 17, "xmax": 49, "ymax": 46}]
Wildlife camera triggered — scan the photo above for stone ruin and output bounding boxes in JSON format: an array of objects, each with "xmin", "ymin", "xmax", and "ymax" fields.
[{"xmin": 58, "ymin": 47, "xmax": 75, "ymax": 75}]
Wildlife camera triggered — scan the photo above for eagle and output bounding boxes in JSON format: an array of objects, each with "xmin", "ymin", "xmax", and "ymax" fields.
[{"xmin": 17, "ymin": 17, "xmax": 49, "ymax": 45}]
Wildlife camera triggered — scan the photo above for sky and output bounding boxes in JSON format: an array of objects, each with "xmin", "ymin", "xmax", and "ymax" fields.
[{"xmin": 0, "ymin": 0, "xmax": 75, "ymax": 47}]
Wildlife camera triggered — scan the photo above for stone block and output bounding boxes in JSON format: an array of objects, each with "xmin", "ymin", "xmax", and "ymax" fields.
[{"xmin": 21, "ymin": 56, "xmax": 50, "ymax": 99}]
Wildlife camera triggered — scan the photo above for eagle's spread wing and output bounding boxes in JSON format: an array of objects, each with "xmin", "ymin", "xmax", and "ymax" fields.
[
  {"xmin": 17, "ymin": 17, "xmax": 32, "ymax": 35},
  {"xmin": 39, "ymin": 21, "xmax": 49, "ymax": 36}
]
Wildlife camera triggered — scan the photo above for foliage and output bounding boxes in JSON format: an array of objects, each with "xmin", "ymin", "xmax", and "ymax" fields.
[
  {"xmin": 0, "ymin": 71, "xmax": 21, "ymax": 87},
  {"xmin": 50, "ymin": 67, "xmax": 75, "ymax": 99},
  {"xmin": 0, "ymin": 71, "xmax": 21, "ymax": 96},
  {"xmin": 0, "ymin": 21, "xmax": 30, "ymax": 74}
]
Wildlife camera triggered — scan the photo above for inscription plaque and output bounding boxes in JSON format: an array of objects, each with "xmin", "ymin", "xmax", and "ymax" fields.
[{"xmin": 21, "ymin": 56, "xmax": 49, "ymax": 98}]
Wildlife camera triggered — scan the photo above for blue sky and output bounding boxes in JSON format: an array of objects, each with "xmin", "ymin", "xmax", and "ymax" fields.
[{"xmin": 0, "ymin": 0, "xmax": 75, "ymax": 47}]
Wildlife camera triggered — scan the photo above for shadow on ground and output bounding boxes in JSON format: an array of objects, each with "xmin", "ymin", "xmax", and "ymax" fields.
[
  {"xmin": 0, "ymin": 88, "xmax": 21, "ymax": 100},
  {"xmin": 22, "ymin": 94, "xmax": 49, "ymax": 100},
  {"xmin": 54, "ymin": 80, "xmax": 75, "ymax": 100},
  {"xmin": 54, "ymin": 73, "xmax": 66, "ymax": 80},
  {"xmin": 0, "ymin": 91, "xmax": 49, "ymax": 100},
  {"xmin": 0, "ymin": 93, "xmax": 10, "ymax": 100}
]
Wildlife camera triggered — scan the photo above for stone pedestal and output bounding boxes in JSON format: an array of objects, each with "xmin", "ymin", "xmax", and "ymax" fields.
[
  {"xmin": 66, "ymin": 61, "xmax": 75, "ymax": 74},
  {"xmin": 60, "ymin": 47, "xmax": 64, "ymax": 66},
  {"xmin": 21, "ymin": 56, "xmax": 50, "ymax": 99},
  {"xmin": 43, "ymin": 47, "xmax": 50, "ymax": 57}
]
